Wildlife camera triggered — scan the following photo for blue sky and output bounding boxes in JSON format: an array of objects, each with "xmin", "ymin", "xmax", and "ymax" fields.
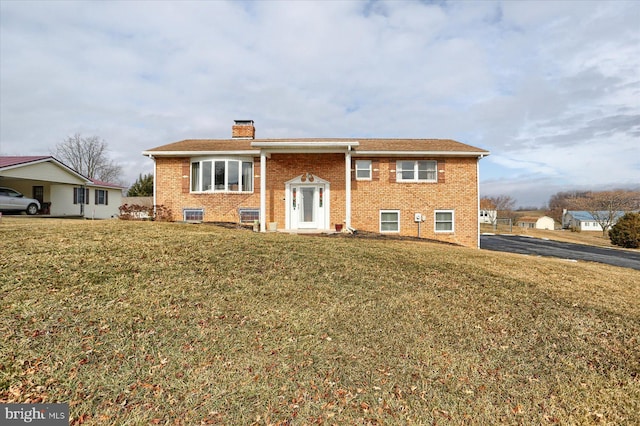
[{"xmin": 1, "ymin": 0, "xmax": 638, "ymax": 207}]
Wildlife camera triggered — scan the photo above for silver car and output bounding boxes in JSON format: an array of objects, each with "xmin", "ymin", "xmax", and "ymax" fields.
[{"xmin": 0, "ymin": 187, "xmax": 41, "ymax": 215}]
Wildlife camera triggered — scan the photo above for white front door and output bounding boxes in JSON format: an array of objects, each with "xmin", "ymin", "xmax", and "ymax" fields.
[
  {"xmin": 286, "ymin": 175, "xmax": 330, "ymax": 230},
  {"xmin": 295, "ymin": 186, "xmax": 318, "ymax": 229}
]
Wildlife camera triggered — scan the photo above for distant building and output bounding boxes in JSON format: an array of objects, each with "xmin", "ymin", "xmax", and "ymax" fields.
[
  {"xmin": 562, "ymin": 210, "xmax": 625, "ymax": 232},
  {"xmin": 516, "ymin": 215, "xmax": 555, "ymax": 230},
  {"xmin": 479, "ymin": 209, "xmax": 497, "ymax": 224}
]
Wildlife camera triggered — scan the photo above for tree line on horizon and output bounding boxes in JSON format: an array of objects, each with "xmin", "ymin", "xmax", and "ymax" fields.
[{"xmin": 482, "ymin": 189, "xmax": 640, "ymax": 236}]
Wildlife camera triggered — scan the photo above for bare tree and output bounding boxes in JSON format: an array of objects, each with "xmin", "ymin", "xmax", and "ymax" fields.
[
  {"xmin": 569, "ymin": 190, "xmax": 639, "ymax": 236},
  {"xmin": 546, "ymin": 190, "xmax": 589, "ymax": 222},
  {"xmin": 487, "ymin": 194, "xmax": 516, "ymax": 220},
  {"xmin": 52, "ymin": 134, "xmax": 122, "ymax": 183}
]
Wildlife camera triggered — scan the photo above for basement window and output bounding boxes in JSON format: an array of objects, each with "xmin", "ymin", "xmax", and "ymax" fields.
[
  {"xmin": 380, "ymin": 210, "xmax": 400, "ymax": 233},
  {"xmin": 183, "ymin": 208, "xmax": 204, "ymax": 222},
  {"xmin": 238, "ymin": 208, "xmax": 260, "ymax": 223},
  {"xmin": 434, "ymin": 210, "xmax": 454, "ymax": 232}
]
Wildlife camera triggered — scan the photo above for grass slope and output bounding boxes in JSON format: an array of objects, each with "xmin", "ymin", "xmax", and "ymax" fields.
[{"xmin": 1, "ymin": 218, "xmax": 638, "ymax": 425}]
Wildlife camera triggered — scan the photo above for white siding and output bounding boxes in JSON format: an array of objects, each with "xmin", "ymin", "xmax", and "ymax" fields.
[
  {"xmin": 86, "ymin": 188, "xmax": 122, "ymax": 219},
  {"xmin": 535, "ymin": 216, "xmax": 555, "ymax": 230},
  {"xmin": 2, "ymin": 162, "xmax": 86, "ymax": 185},
  {"xmin": 49, "ymin": 184, "xmax": 82, "ymax": 216}
]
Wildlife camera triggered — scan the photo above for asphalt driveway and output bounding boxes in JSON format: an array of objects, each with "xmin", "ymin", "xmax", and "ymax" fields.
[{"xmin": 480, "ymin": 234, "xmax": 640, "ymax": 271}]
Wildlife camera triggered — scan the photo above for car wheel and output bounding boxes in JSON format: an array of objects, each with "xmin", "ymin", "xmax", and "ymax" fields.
[{"xmin": 26, "ymin": 203, "xmax": 39, "ymax": 215}]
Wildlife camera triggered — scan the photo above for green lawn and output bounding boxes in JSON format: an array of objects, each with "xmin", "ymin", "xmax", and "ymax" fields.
[{"xmin": 1, "ymin": 218, "xmax": 638, "ymax": 425}]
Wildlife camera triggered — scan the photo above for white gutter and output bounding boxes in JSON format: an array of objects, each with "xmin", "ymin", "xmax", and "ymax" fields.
[
  {"xmin": 345, "ymin": 147, "xmax": 352, "ymax": 229},
  {"xmin": 477, "ymin": 153, "xmax": 487, "ymax": 249},
  {"xmin": 352, "ymin": 151, "xmax": 490, "ymax": 157},
  {"xmin": 251, "ymin": 141, "xmax": 359, "ymax": 149},
  {"xmin": 477, "ymin": 156, "xmax": 481, "ymax": 249},
  {"xmin": 141, "ymin": 150, "xmax": 260, "ymax": 156},
  {"xmin": 147, "ymin": 154, "xmax": 157, "ymax": 215}
]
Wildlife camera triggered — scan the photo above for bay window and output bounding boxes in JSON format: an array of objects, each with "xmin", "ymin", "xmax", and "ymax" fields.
[{"xmin": 191, "ymin": 158, "xmax": 254, "ymax": 192}]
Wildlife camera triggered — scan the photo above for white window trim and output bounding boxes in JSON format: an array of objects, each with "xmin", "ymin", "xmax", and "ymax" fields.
[
  {"xmin": 396, "ymin": 160, "xmax": 437, "ymax": 183},
  {"xmin": 95, "ymin": 189, "xmax": 108, "ymax": 205},
  {"xmin": 434, "ymin": 210, "xmax": 454, "ymax": 233},
  {"xmin": 355, "ymin": 160, "xmax": 372, "ymax": 181},
  {"xmin": 380, "ymin": 209, "xmax": 400, "ymax": 233},
  {"xmin": 183, "ymin": 208, "xmax": 204, "ymax": 222},
  {"xmin": 191, "ymin": 157, "xmax": 254, "ymax": 193}
]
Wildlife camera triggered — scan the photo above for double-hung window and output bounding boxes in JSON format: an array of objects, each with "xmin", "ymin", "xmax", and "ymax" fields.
[
  {"xmin": 396, "ymin": 160, "xmax": 437, "ymax": 182},
  {"xmin": 435, "ymin": 210, "xmax": 454, "ymax": 232},
  {"xmin": 95, "ymin": 189, "xmax": 108, "ymax": 205},
  {"xmin": 73, "ymin": 187, "xmax": 89, "ymax": 204},
  {"xmin": 191, "ymin": 158, "xmax": 254, "ymax": 192},
  {"xmin": 355, "ymin": 160, "xmax": 372, "ymax": 180}
]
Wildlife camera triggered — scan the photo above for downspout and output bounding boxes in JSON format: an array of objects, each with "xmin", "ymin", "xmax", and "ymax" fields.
[
  {"xmin": 345, "ymin": 147, "xmax": 352, "ymax": 229},
  {"xmin": 477, "ymin": 155, "xmax": 484, "ymax": 249},
  {"xmin": 147, "ymin": 154, "xmax": 157, "ymax": 217},
  {"xmin": 80, "ymin": 185, "xmax": 86, "ymax": 217},
  {"xmin": 260, "ymin": 151, "xmax": 267, "ymax": 232}
]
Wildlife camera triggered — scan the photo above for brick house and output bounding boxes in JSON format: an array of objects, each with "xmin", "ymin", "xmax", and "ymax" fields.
[{"xmin": 143, "ymin": 121, "xmax": 490, "ymax": 247}]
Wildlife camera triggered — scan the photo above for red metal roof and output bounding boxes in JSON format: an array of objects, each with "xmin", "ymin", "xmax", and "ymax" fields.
[
  {"xmin": 0, "ymin": 156, "xmax": 52, "ymax": 168},
  {"xmin": 89, "ymin": 178, "xmax": 124, "ymax": 189}
]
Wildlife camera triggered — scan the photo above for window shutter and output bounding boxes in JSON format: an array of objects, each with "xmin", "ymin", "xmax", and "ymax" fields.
[
  {"xmin": 85, "ymin": 188, "xmax": 90, "ymax": 204},
  {"xmin": 105, "ymin": 190, "xmax": 108, "ymax": 205},
  {"xmin": 95, "ymin": 189, "xmax": 99, "ymax": 205},
  {"xmin": 73, "ymin": 188, "xmax": 78, "ymax": 205},
  {"xmin": 182, "ymin": 160, "xmax": 190, "ymax": 193},
  {"xmin": 372, "ymin": 159, "xmax": 380, "ymax": 181},
  {"xmin": 438, "ymin": 160, "xmax": 445, "ymax": 183},
  {"xmin": 389, "ymin": 160, "xmax": 396, "ymax": 183}
]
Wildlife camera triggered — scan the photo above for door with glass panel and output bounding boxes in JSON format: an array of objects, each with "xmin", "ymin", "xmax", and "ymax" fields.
[
  {"xmin": 297, "ymin": 186, "xmax": 317, "ymax": 228},
  {"xmin": 290, "ymin": 185, "xmax": 326, "ymax": 229}
]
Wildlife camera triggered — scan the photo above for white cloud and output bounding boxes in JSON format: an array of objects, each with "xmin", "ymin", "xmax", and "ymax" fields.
[{"xmin": 1, "ymin": 0, "xmax": 638, "ymax": 206}]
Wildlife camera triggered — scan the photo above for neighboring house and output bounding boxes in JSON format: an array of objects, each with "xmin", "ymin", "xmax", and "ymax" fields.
[
  {"xmin": 479, "ymin": 209, "xmax": 497, "ymax": 224},
  {"xmin": 0, "ymin": 156, "xmax": 123, "ymax": 219},
  {"xmin": 516, "ymin": 215, "xmax": 555, "ymax": 230},
  {"xmin": 562, "ymin": 210, "xmax": 625, "ymax": 232},
  {"xmin": 143, "ymin": 120, "xmax": 490, "ymax": 248},
  {"xmin": 479, "ymin": 198, "xmax": 497, "ymax": 224}
]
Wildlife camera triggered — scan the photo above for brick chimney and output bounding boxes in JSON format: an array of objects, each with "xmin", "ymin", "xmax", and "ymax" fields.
[{"xmin": 232, "ymin": 120, "xmax": 255, "ymax": 139}]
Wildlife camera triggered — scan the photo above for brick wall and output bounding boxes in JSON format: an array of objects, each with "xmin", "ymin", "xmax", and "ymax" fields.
[
  {"xmin": 154, "ymin": 157, "xmax": 261, "ymax": 223},
  {"xmin": 265, "ymin": 153, "xmax": 346, "ymax": 228},
  {"xmin": 350, "ymin": 157, "xmax": 479, "ymax": 247},
  {"xmin": 154, "ymin": 154, "xmax": 480, "ymax": 247}
]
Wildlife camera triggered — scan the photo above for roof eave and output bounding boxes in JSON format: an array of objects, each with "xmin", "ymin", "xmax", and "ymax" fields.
[
  {"xmin": 352, "ymin": 150, "xmax": 490, "ymax": 157},
  {"xmin": 143, "ymin": 150, "xmax": 261, "ymax": 157},
  {"xmin": 251, "ymin": 141, "xmax": 359, "ymax": 149}
]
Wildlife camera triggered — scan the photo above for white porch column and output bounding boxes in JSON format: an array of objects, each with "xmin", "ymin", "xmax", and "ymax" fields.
[
  {"xmin": 345, "ymin": 149, "xmax": 352, "ymax": 229},
  {"xmin": 260, "ymin": 151, "xmax": 267, "ymax": 232}
]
